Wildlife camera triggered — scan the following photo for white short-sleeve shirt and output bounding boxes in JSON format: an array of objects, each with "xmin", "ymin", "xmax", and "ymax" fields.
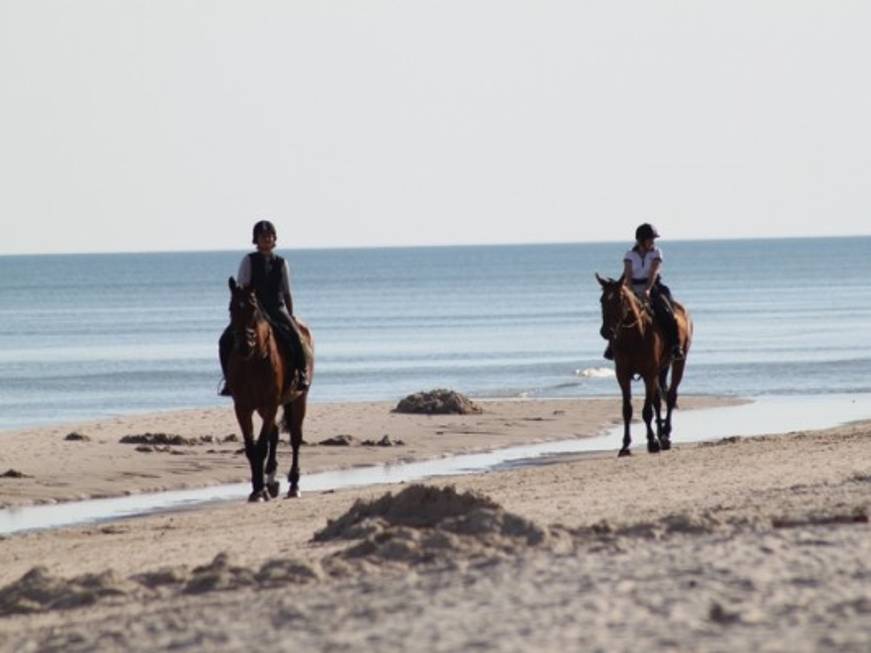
[{"xmin": 624, "ymin": 246, "xmax": 663, "ymax": 289}]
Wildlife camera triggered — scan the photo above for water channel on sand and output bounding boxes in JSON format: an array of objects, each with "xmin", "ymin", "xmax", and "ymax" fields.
[{"xmin": 1, "ymin": 394, "xmax": 868, "ymax": 536}]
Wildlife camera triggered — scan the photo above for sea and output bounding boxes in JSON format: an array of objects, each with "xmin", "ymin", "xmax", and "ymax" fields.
[{"xmin": 1, "ymin": 237, "xmax": 870, "ymax": 431}]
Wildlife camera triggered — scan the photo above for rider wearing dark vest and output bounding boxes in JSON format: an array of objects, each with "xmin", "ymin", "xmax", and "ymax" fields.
[
  {"xmin": 603, "ymin": 223, "xmax": 684, "ymax": 362},
  {"xmin": 218, "ymin": 220, "xmax": 309, "ymax": 395}
]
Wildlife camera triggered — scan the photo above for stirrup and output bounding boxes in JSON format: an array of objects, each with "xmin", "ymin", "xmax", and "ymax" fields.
[{"xmin": 217, "ymin": 380, "xmax": 232, "ymax": 397}]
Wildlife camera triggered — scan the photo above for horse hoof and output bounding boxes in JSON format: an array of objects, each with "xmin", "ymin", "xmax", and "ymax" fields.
[
  {"xmin": 618, "ymin": 449, "xmax": 631, "ymax": 457},
  {"xmin": 660, "ymin": 438, "xmax": 671, "ymax": 451},
  {"xmin": 286, "ymin": 487, "xmax": 301, "ymax": 499},
  {"xmin": 648, "ymin": 440, "xmax": 661, "ymax": 454},
  {"xmin": 266, "ymin": 481, "xmax": 280, "ymax": 498},
  {"xmin": 248, "ymin": 490, "xmax": 267, "ymax": 503}
]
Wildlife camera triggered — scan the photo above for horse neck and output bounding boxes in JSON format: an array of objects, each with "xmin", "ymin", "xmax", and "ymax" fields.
[
  {"xmin": 619, "ymin": 288, "xmax": 649, "ymax": 339},
  {"xmin": 251, "ymin": 312, "xmax": 275, "ymax": 357}
]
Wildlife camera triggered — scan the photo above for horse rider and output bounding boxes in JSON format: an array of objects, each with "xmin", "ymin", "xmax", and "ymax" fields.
[
  {"xmin": 218, "ymin": 220, "xmax": 310, "ymax": 396},
  {"xmin": 603, "ymin": 223, "xmax": 685, "ymax": 362}
]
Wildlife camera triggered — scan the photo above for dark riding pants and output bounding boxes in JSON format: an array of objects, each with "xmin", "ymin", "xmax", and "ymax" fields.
[{"xmin": 650, "ymin": 283, "xmax": 680, "ymax": 348}]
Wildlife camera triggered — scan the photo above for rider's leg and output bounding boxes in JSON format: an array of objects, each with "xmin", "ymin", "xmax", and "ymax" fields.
[
  {"xmin": 218, "ymin": 325, "xmax": 233, "ymax": 396},
  {"xmin": 651, "ymin": 285, "xmax": 683, "ymax": 360},
  {"xmin": 273, "ymin": 310, "xmax": 309, "ymax": 391}
]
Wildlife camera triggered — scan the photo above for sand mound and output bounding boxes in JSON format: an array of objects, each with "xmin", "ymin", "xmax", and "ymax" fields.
[
  {"xmin": 315, "ymin": 485, "xmax": 545, "ymax": 566},
  {"xmin": 394, "ymin": 389, "xmax": 482, "ymax": 415},
  {"xmin": 64, "ymin": 432, "xmax": 90, "ymax": 442},
  {"xmin": 568, "ymin": 512, "xmax": 728, "ymax": 543},
  {"xmin": 183, "ymin": 553, "xmax": 257, "ymax": 594},
  {"xmin": 0, "ymin": 567, "xmax": 131, "ymax": 615},
  {"xmin": 0, "ymin": 554, "xmax": 323, "ymax": 615},
  {"xmin": 136, "ymin": 554, "xmax": 321, "ymax": 596}
]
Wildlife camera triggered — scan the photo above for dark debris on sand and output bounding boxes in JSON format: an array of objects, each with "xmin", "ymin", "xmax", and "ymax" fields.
[
  {"xmin": 361, "ymin": 435, "xmax": 405, "ymax": 447},
  {"xmin": 1, "ymin": 469, "xmax": 31, "ymax": 479},
  {"xmin": 393, "ymin": 389, "xmax": 483, "ymax": 415}
]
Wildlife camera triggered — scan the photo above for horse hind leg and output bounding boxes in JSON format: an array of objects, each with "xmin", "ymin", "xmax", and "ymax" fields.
[
  {"xmin": 642, "ymin": 378, "xmax": 660, "ymax": 454},
  {"xmin": 265, "ymin": 424, "xmax": 280, "ymax": 498},
  {"xmin": 663, "ymin": 359, "xmax": 686, "ymax": 443},
  {"xmin": 283, "ymin": 398, "xmax": 306, "ymax": 498},
  {"xmin": 657, "ymin": 367, "xmax": 670, "ymax": 450},
  {"xmin": 618, "ymin": 376, "xmax": 633, "ymax": 457}
]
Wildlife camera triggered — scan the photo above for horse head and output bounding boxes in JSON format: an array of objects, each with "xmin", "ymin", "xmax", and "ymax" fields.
[
  {"xmin": 228, "ymin": 277, "xmax": 261, "ymax": 359},
  {"xmin": 596, "ymin": 273, "xmax": 642, "ymax": 341}
]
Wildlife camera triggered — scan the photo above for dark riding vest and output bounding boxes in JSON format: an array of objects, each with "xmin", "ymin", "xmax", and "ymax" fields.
[{"xmin": 248, "ymin": 252, "xmax": 286, "ymax": 317}]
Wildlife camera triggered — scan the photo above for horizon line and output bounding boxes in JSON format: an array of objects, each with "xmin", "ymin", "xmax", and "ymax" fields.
[{"xmin": 2, "ymin": 232, "xmax": 869, "ymax": 257}]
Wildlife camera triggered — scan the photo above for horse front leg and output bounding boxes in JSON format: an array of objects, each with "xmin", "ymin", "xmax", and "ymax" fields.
[
  {"xmin": 284, "ymin": 396, "xmax": 306, "ymax": 498},
  {"xmin": 643, "ymin": 375, "xmax": 660, "ymax": 454},
  {"xmin": 618, "ymin": 374, "xmax": 633, "ymax": 457},
  {"xmin": 234, "ymin": 404, "xmax": 264, "ymax": 502},
  {"xmin": 247, "ymin": 406, "xmax": 277, "ymax": 502},
  {"xmin": 264, "ymin": 424, "xmax": 280, "ymax": 498}
]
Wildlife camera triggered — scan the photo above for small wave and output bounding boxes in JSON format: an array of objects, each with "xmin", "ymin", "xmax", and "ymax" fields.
[{"xmin": 575, "ymin": 367, "xmax": 614, "ymax": 379}]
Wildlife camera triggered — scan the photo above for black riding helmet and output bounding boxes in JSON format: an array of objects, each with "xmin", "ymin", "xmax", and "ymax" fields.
[
  {"xmin": 252, "ymin": 220, "xmax": 277, "ymax": 244},
  {"xmin": 635, "ymin": 223, "xmax": 660, "ymax": 242}
]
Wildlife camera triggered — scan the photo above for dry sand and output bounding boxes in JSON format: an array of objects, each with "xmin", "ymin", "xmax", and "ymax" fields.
[{"xmin": 0, "ymin": 398, "xmax": 869, "ymax": 652}]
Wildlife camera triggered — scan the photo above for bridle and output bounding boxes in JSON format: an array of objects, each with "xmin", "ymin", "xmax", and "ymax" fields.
[
  {"xmin": 601, "ymin": 285, "xmax": 646, "ymax": 342},
  {"xmin": 230, "ymin": 293, "xmax": 271, "ymax": 361}
]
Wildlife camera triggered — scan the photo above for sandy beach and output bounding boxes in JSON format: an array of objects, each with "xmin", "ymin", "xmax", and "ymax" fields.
[{"xmin": 1, "ymin": 397, "xmax": 869, "ymax": 652}]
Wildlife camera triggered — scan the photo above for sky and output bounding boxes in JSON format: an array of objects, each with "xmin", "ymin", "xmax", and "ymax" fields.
[{"xmin": 1, "ymin": 1, "xmax": 869, "ymax": 255}]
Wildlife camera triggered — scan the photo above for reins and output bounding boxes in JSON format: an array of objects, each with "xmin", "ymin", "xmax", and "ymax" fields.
[{"xmin": 615, "ymin": 287, "xmax": 648, "ymax": 339}]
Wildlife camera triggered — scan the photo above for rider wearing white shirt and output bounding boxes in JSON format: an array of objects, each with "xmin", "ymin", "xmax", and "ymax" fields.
[{"xmin": 603, "ymin": 223, "xmax": 684, "ymax": 361}]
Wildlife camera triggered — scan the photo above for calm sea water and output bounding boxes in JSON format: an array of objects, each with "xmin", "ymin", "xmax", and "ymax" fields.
[{"xmin": 1, "ymin": 238, "xmax": 870, "ymax": 430}]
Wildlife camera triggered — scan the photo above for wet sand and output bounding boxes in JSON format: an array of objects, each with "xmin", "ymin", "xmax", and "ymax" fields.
[{"xmin": 0, "ymin": 396, "xmax": 733, "ymax": 509}]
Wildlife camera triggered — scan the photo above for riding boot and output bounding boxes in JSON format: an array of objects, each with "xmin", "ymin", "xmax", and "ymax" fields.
[{"xmin": 603, "ymin": 343, "xmax": 614, "ymax": 360}]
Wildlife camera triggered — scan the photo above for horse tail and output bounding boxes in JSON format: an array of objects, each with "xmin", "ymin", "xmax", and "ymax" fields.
[
  {"xmin": 671, "ymin": 301, "xmax": 692, "ymax": 354},
  {"xmin": 281, "ymin": 402, "xmax": 293, "ymax": 434},
  {"xmin": 294, "ymin": 318, "xmax": 315, "ymax": 380}
]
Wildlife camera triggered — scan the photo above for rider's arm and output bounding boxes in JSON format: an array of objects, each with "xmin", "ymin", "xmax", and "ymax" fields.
[
  {"xmin": 237, "ymin": 255, "xmax": 252, "ymax": 286},
  {"xmin": 622, "ymin": 260, "xmax": 633, "ymax": 287},
  {"xmin": 281, "ymin": 260, "xmax": 294, "ymax": 316},
  {"xmin": 645, "ymin": 259, "xmax": 662, "ymax": 294}
]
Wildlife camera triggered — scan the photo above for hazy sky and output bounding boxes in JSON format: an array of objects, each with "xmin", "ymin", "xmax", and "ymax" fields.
[{"xmin": 2, "ymin": 2, "xmax": 869, "ymax": 254}]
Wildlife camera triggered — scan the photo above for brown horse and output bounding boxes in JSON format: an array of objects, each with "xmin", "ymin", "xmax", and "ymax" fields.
[
  {"xmin": 227, "ymin": 277, "xmax": 314, "ymax": 501},
  {"xmin": 596, "ymin": 274, "xmax": 692, "ymax": 457}
]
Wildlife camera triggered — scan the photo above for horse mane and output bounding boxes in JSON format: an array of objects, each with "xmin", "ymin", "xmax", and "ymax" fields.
[{"xmin": 620, "ymin": 284, "xmax": 648, "ymax": 337}]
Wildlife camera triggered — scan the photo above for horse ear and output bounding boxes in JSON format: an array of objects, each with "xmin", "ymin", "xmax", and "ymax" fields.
[
  {"xmin": 228, "ymin": 277, "xmax": 237, "ymax": 292},
  {"xmin": 595, "ymin": 273, "xmax": 608, "ymax": 288}
]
